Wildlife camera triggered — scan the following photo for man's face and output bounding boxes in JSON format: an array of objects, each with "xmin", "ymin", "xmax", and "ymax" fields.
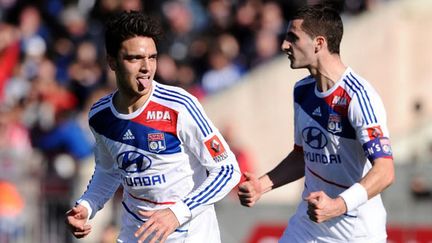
[
  {"xmin": 109, "ymin": 36, "xmax": 157, "ymax": 98},
  {"xmin": 281, "ymin": 19, "xmax": 316, "ymax": 69}
]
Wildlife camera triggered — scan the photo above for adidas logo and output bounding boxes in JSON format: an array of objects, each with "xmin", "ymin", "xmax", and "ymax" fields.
[
  {"xmin": 312, "ymin": 107, "xmax": 321, "ymax": 117},
  {"xmin": 123, "ymin": 129, "xmax": 135, "ymax": 140}
]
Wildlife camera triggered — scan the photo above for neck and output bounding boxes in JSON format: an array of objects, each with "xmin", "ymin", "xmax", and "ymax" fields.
[
  {"xmin": 113, "ymin": 91, "xmax": 149, "ymax": 114},
  {"xmin": 309, "ymin": 54, "xmax": 346, "ymax": 92}
]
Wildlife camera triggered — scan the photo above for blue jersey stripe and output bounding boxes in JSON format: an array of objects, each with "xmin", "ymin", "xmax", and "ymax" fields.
[
  {"xmin": 155, "ymin": 85, "xmax": 213, "ymax": 134},
  {"xmin": 185, "ymin": 165, "xmax": 233, "ymax": 210},
  {"xmin": 185, "ymin": 166, "xmax": 227, "ymax": 206},
  {"xmin": 91, "ymin": 99, "xmax": 111, "ymax": 111},
  {"xmin": 347, "ymin": 73, "xmax": 377, "ymax": 123},
  {"xmin": 154, "ymin": 85, "xmax": 212, "ymax": 135},
  {"xmin": 191, "ymin": 165, "xmax": 231, "ymax": 203},
  {"xmin": 91, "ymin": 94, "xmax": 113, "ymax": 110},
  {"xmin": 345, "ymin": 75, "xmax": 377, "ymax": 124},
  {"xmin": 189, "ymin": 165, "xmax": 234, "ymax": 210},
  {"xmin": 153, "ymin": 93, "xmax": 209, "ymax": 137},
  {"xmin": 90, "ymin": 107, "xmax": 181, "ymax": 154},
  {"xmin": 343, "ymin": 78, "xmax": 372, "ymax": 124}
]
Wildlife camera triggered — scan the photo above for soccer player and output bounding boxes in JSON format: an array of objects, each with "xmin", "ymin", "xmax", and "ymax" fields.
[
  {"xmin": 65, "ymin": 11, "xmax": 241, "ymax": 243},
  {"xmin": 237, "ymin": 4, "xmax": 394, "ymax": 243}
]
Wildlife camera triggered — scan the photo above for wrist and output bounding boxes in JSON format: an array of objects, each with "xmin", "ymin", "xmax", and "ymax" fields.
[
  {"xmin": 76, "ymin": 199, "xmax": 92, "ymax": 221},
  {"xmin": 169, "ymin": 201, "xmax": 191, "ymax": 226},
  {"xmin": 258, "ymin": 175, "xmax": 272, "ymax": 194},
  {"xmin": 339, "ymin": 183, "xmax": 368, "ymax": 212}
]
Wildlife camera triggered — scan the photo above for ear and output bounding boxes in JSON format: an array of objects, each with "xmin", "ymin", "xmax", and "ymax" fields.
[
  {"xmin": 107, "ymin": 55, "xmax": 117, "ymax": 71},
  {"xmin": 314, "ymin": 36, "xmax": 326, "ymax": 53}
]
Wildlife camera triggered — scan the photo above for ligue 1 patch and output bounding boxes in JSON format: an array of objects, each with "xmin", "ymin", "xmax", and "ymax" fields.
[
  {"xmin": 380, "ymin": 138, "xmax": 393, "ymax": 155},
  {"xmin": 327, "ymin": 114, "xmax": 342, "ymax": 134},
  {"xmin": 366, "ymin": 126, "xmax": 383, "ymax": 139},
  {"xmin": 204, "ymin": 135, "xmax": 228, "ymax": 162},
  {"xmin": 148, "ymin": 133, "xmax": 166, "ymax": 153}
]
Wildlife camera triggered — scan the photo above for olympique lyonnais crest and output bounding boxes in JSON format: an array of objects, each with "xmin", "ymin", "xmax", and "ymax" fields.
[
  {"xmin": 148, "ymin": 133, "xmax": 166, "ymax": 153},
  {"xmin": 327, "ymin": 113, "xmax": 342, "ymax": 134},
  {"xmin": 205, "ymin": 135, "xmax": 228, "ymax": 162}
]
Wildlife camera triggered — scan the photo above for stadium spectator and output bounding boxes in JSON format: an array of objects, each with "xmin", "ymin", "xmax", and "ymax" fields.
[{"xmin": 201, "ymin": 33, "xmax": 245, "ymax": 95}]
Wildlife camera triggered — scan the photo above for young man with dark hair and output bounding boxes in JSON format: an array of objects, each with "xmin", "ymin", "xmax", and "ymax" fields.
[
  {"xmin": 238, "ymin": 4, "xmax": 394, "ymax": 242},
  {"xmin": 65, "ymin": 11, "xmax": 240, "ymax": 243}
]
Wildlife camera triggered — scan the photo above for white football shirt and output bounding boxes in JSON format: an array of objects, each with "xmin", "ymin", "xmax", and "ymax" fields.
[
  {"xmin": 281, "ymin": 67, "xmax": 393, "ymax": 243},
  {"xmin": 77, "ymin": 81, "xmax": 241, "ymax": 243}
]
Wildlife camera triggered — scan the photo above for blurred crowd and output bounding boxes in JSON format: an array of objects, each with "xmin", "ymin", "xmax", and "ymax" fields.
[{"xmin": 0, "ymin": 0, "xmax": 382, "ymax": 242}]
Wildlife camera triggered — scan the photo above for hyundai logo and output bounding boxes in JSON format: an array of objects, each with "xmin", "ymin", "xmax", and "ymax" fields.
[
  {"xmin": 116, "ymin": 151, "xmax": 152, "ymax": 173},
  {"xmin": 302, "ymin": 127, "xmax": 328, "ymax": 149}
]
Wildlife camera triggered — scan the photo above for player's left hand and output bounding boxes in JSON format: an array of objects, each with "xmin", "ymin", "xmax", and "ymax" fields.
[
  {"xmin": 305, "ymin": 191, "xmax": 346, "ymax": 223},
  {"xmin": 135, "ymin": 208, "xmax": 180, "ymax": 243}
]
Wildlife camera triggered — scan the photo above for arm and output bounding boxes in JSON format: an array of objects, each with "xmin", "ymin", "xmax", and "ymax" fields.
[
  {"xmin": 238, "ymin": 148, "xmax": 305, "ymax": 207},
  {"xmin": 305, "ymin": 157, "xmax": 394, "ymax": 223},
  {"xmin": 358, "ymin": 157, "xmax": 395, "ymax": 198},
  {"xmin": 168, "ymin": 100, "xmax": 241, "ymax": 224},
  {"xmin": 65, "ymin": 128, "xmax": 121, "ymax": 238}
]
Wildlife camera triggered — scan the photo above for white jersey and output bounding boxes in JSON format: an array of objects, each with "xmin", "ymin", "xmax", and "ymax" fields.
[
  {"xmin": 281, "ymin": 68, "xmax": 393, "ymax": 243},
  {"xmin": 77, "ymin": 81, "xmax": 241, "ymax": 243}
]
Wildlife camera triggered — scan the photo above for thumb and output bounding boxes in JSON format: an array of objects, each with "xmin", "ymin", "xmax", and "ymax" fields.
[
  {"xmin": 305, "ymin": 192, "xmax": 321, "ymax": 204},
  {"xmin": 66, "ymin": 206, "xmax": 80, "ymax": 217},
  {"xmin": 138, "ymin": 210, "xmax": 155, "ymax": 218},
  {"xmin": 243, "ymin": 172, "xmax": 256, "ymax": 181}
]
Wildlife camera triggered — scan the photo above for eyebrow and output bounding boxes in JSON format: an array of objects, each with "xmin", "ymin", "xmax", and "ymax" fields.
[{"xmin": 284, "ymin": 31, "xmax": 299, "ymax": 41}]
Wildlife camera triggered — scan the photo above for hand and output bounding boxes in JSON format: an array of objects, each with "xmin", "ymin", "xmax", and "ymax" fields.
[
  {"xmin": 65, "ymin": 205, "xmax": 92, "ymax": 238},
  {"xmin": 135, "ymin": 208, "xmax": 180, "ymax": 243},
  {"xmin": 237, "ymin": 172, "xmax": 262, "ymax": 207},
  {"xmin": 305, "ymin": 191, "xmax": 346, "ymax": 223}
]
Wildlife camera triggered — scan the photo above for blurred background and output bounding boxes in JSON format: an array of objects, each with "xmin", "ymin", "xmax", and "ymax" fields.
[{"xmin": 0, "ymin": 0, "xmax": 431, "ymax": 242}]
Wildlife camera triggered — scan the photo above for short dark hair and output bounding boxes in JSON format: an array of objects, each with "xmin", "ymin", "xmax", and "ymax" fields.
[
  {"xmin": 291, "ymin": 4, "xmax": 343, "ymax": 54},
  {"xmin": 104, "ymin": 11, "xmax": 163, "ymax": 57}
]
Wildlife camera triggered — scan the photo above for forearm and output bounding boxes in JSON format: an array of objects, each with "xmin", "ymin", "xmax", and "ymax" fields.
[
  {"xmin": 78, "ymin": 165, "xmax": 121, "ymax": 219},
  {"xmin": 359, "ymin": 157, "xmax": 395, "ymax": 199},
  {"xmin": 340, "ymin": 157, "xmax": 394, "ymax": 212},
  {"xmin": 261, "ymin": 149, "xmax": 305, "ymax": 192},
  {"xmin": 172, "ymin": 162, "xmax": 241, "ymax": 225}
]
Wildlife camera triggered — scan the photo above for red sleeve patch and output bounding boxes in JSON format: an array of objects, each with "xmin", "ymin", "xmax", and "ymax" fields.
[
  {"xmin": 366, "ymin": 126, "xmax": 383, "ymax": 140},
  {"xmin": 204, "ymin": 135, "xmax": 228, "ymax": 162}
]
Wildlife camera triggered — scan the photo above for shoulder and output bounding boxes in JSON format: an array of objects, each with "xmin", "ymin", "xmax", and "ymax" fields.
[
  {"xmin": 88, "ymin": 92, "xmax": 114, "ymax": 119},
  {"xmin": 342, "ymin": 69, "xmax": 380, "ymax": 99},
  {"xmin": 294, "ymin": 75, "xmax": 315, "ymax": 89},
  {"xmin": 293, "ymin": 75, "xmax": 315, "ymax": 102},
  {"xmin": 152, "ymin": 82, "xmax": 202, "ymax": 110}
]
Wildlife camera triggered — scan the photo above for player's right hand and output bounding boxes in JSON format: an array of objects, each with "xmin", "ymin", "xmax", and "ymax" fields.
[
  {"xmin": 237, "ymin": 172, "xmax": 262, "ymax": 207},
  {"xmin": 65, "ymin": 205, "xmax": 92, "ymax": 238}
]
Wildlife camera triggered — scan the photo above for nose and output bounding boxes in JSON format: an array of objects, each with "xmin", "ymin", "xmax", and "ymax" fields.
[
  {"xmin": 281, "ymin": 40, "xmax": 290, "ymax": 52},
  {"xmin": 140, "ymin": 58, "xmax": 150, "ymax": 72}
]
